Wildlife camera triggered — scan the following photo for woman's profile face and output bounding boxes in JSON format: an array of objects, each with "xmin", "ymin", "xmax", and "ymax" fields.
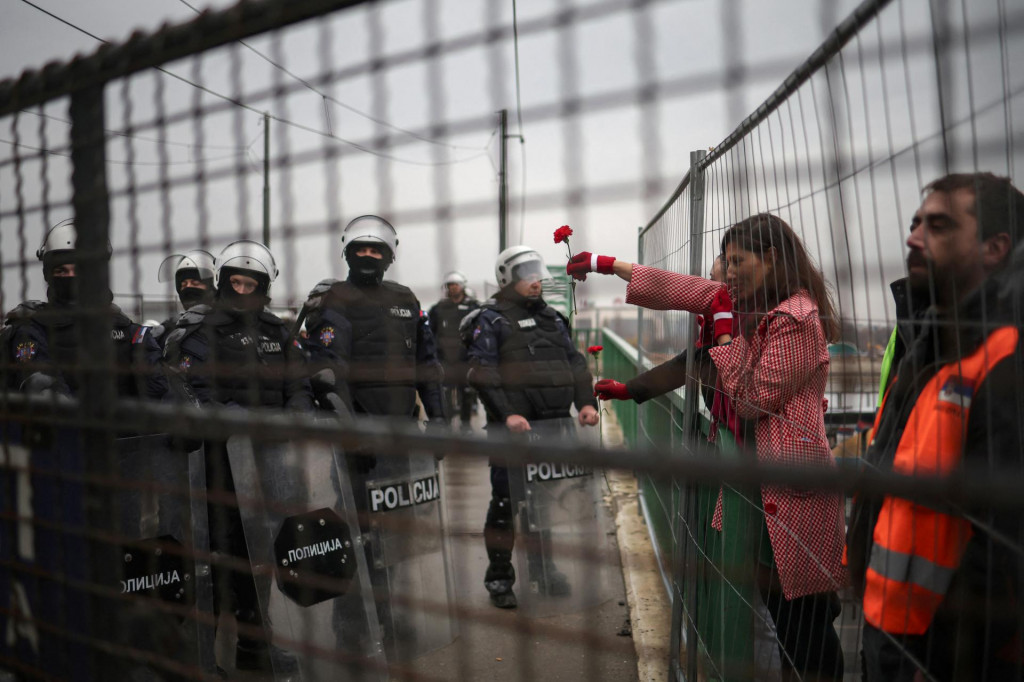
[{"xmin": 725, "ymin": 242, "xmax": 772, "ymax": 301}]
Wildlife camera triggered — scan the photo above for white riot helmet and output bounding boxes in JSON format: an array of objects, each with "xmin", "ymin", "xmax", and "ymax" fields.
[
  {"xmin": 37, "ymin": 219, "xmax": 77, "ymax": 260},
  {"xmin": 494, "ymin": 245, "xmax": 549, "ymax": 289},
  {"xmin": 341, "ymin": 215, "xmax": 398, "ymax": 265},
  {"xmin": 215, "ymin": 239, "xmax": 278, "ymax": 296},
  {"xmin": 443, "ymin": 271, "xmax": 467, "ymax": 287},
  {"xmin": 158, "ymin": 249, "xmax": 216, "ymax": 287},
  {"xmin": 159, "ymin": 249, "xmax": 216, "ymax": 309}
]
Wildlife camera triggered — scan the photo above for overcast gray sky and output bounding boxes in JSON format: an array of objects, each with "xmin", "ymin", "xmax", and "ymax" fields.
[{"xmin": 1, "ymin": 0, "xmax": 1021, "ymax": 326}]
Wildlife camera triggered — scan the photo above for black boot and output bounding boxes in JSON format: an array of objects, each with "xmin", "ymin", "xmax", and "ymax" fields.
[
  {"xmin": 485, "ymin": 578, "xmax": 518, "ymax": 609},
  {"xmin": 234, "ymin": 608, "xmax": 299, "ymax": 674},
  {"xmin": 235, "ymin": 637, "xmax": 300, "ymax": 674}
]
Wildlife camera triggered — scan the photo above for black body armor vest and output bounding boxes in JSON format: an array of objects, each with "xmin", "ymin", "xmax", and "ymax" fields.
[
  {"xmin": 489, "ymin": 300, "xmax": 575, "ymax": 420},
  {"xmin": 319, "ymin": 280, "xmax": 420, "ymax": 417}
]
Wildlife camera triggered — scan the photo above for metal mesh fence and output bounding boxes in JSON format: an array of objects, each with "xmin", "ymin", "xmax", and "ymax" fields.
[
  {"xmin": 637, "ymin": 0, "xmax": 1024, "ymax": 680},
  {"xmin": 1, "ymin": 0, "xmax": 1023, "ymax": 680}
]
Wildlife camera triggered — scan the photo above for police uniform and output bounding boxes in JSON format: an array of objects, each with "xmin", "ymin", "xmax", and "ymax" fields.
[
  {"xmin": 428, "ymin": 295, "xmax": 480, "ymax": 424},
  {"xmin": 163, "ymin": 303, "xmax": 312, "ymax": 672},
  {"xmin": 466, "ymin": 291, "xmax": 597, "ymax": 603},
  {"xmin": 2, "ymin": 300, "xmax": 166, "ymax": 399},
  {"xmin": 303, "ymin": 279, "xmax": 445, "ymax": 423}
]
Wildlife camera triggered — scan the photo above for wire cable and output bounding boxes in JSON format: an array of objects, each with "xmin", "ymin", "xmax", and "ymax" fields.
[
  {"xmin": 175, "ymin": 0, "xmax": 484, "ymax": 152},
  {"xmin": 16, "ymin": 0, "xmax": 494, "ymax": 167}
]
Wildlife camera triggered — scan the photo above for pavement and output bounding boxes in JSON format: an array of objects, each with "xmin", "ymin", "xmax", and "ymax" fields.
[{"xmin": 215, "ymin": 408, "xmax": 664, "ymax": 681}]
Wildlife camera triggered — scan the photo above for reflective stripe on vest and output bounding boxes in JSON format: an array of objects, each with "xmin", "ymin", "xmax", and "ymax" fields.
[{"xmin": 863, "ymin": 325, "xmax": 1019, "ymax": 635}]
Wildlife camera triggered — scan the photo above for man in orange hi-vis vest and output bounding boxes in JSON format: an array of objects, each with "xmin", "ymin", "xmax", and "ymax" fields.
[{"xmin": 846, "ymin": 173, "xmax": 1024, "ymax": 682}]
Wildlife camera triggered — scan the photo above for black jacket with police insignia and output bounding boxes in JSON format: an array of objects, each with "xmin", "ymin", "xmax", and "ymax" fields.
[
  {"xmin": 427, "ymin": 296, "xmax": 480, "ymax": 373},
  {"xmin": 1, "ymin": 300, "xmax": 166, "ymax": 399},
  {"xmin": 163, "ymin": 304, "xmax": 313, "ymax": 411},
  {"xmin": 303, "ymin": 278, "xmax": 445, "ymax": 420},
  {"xmin": 465, "ymin": 291, "xmax": 596, "ymax": 422}
]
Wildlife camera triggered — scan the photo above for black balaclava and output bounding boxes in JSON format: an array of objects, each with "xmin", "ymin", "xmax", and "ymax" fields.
[
  {"xmin": 175, "ymin": 267, "xmax": 214, "ymax": 310},
  {"xmin": 217, "ymin": 266, "xmax": 271, "ymax": 312},
  {"xmin": 345, "ymin": 243, "xmax": 392, "ymax": 287},
  {"xmin": 43, "ymin": 252, "xmax": 78, "ymax": 306}
]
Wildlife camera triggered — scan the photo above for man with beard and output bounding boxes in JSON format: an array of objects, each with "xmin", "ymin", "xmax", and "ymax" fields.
[
  {"xmin": 846, "ymin": 173, "xmax": 1024, "ymax": 681},
  {"xmin": 1, "ymin": 219, "xmax": 165, "ymax": 400},
  {"xmin": 465, "ymin": 245, "xmax": 599, "ymax": 609},
  {"xmin": 163, "ymin": 239, "xmax": 311, "ymax": 674},
  {"xmin": 153, "ymin": 249, "xmax": 216, "ymax": 349},
  {"xmin": 428, "ymin": 270, "xmax": 480, "ymax": 431}
]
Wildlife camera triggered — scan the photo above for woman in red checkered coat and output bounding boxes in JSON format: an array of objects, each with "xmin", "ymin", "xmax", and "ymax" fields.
[{"xmin": 569, "ymin": 213, "xmax": 848, "ymax": 681}]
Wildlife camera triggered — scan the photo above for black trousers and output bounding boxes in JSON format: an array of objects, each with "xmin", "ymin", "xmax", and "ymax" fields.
[{"xmin": 758, "ymin": 563, "xmax": 844, "ymax": 680}]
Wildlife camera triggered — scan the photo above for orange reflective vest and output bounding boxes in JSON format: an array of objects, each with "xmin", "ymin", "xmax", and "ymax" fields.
[{"xmin": 863, "ymin": 326, "xmax": 1020, "ymax": 635}]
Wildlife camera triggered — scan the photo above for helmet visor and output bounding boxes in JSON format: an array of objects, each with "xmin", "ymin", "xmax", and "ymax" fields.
[{"xmin": 510, "ymin": 259, "xmax": 548, "ymax": 285}]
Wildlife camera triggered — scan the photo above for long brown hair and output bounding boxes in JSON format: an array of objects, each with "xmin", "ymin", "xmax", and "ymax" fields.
[{"xmin": 721, "ymin": 213, "xmax": 840, "ymax": 341}]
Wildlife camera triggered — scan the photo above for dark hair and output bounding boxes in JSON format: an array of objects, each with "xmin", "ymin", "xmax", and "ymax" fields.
[
  {"xmin": 721, "ymin": 213, "xmax": 840, "ymax": 342},
  {"xmin": 924, "ymin": 172, "xmax": 1024, "ymax": 253}
]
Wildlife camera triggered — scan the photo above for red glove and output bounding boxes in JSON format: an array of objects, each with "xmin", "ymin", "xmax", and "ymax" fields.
[
  {"xmin": 594, "ymin": 379, "xmax": 631, "ymax": 401},
  {"xmin": 710, "ymin": 288, "xmax": 734, "ymax": 343},
  {"xmin": 567, "ymin": 251, "xmax": 616, "ymax": 281}
]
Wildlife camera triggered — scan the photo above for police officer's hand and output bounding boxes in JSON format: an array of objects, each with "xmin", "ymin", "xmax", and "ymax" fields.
[
  {"xmin": 578, "ymin": 404, "xmax": 599, "ymax": 427},
  {"xmin": 594, "ymin": 379, "xmax": 631, "ymax": 401},
  {"xmin": 566, "ymin": 252, "xmax": 616, "ymax": 281},
  {"xmin": 505, "ymin": 414, "xmax": 531, "ymax": 433}
]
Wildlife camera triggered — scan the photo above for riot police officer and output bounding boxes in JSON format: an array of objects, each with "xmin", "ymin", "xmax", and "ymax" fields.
[
  {"xmin": 302, "ymin": 215, "xmax": 446, "ymax": 436},
  {"xmin": 301, "ymin": 215, "xmax": 450, "ymax": 657},
  {"xmin": 427, "ymin": 271, "xmax": 480, "ymax": 431},
  {"xmin": 163, "ymin": 239, "xmax": 311, "ymax": 674},
  {"xmin": 1, "ymin": 219, "xmax": 165, "ymax": 400},
  {"xmin": 465, "ymin": 246, "xmax": 599, "ymax": 609},
  {"xmin": 153, "ymin": 249, "xmax": 215, "ymax": 349}
]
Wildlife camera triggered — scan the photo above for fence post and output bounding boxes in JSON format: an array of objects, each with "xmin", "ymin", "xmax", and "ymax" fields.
[{"xmin": 70, "ymin": 83, "xmax": 120, "ymax": 676}]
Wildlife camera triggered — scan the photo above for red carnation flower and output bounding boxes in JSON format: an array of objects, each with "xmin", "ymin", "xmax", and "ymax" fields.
[
  {"xmin": 587, "ymin": 345, "xmax": 603, "ymax": 356},
  {"xmin": 553, "ymin": 225, "xmax": 573, "ymax": 244}
]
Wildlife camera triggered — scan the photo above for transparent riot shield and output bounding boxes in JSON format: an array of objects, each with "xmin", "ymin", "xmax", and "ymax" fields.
[
  {"xmin": 114, "ymin": 435, "xmax": 216, "ymax": 678},
  {"xmin": 508, "ymin": 417, "xmax": 616, "ymax": 617},
  {"xmin": 227, "ymin": 435, "xmax": 387, "ymax": 682},
  {"xmin": 362, "ymin": 451, "xmax": 457, "ymax": 662}
]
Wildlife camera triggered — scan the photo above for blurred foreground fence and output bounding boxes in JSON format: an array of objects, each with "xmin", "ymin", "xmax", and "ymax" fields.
[{"xmin": 2, "ymin": 0, "xmax": 1024, "ymax": 680}]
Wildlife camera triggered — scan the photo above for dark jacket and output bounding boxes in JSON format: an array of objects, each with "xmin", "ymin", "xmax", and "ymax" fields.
[
  {"xmin": 302, "ymin": 278, "xmax": 445, "ymax": 420},
  {"xmin": 846, "ymin": 275, "xmax": 1024, "ymax": 674},
  {"xmin": 465, "ymin": 292, "xmax": 596, "ymax": 423},
  {"xmin": 427, "ymin": 296, "xmax": 480, "ymax": 374},
  {"xmin": 163, "ymin": 304, "xmax": 313, "ymax": 411},
  {"xmin": 2, "ymin": 300, "xmax": 166, "ymax": 400}
]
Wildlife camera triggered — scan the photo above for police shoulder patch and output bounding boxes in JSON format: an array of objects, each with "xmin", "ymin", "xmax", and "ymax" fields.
[
  {"xmin": 319, "ymin": 325, "xmax": 336, "ymax": 347},
  {"xmin": 14, "ymin": 341, "xmax": 37, "ymax": 362},
  {"xmin": 179, "ymin": 355, "xmax": 193, "ymax": 370}
]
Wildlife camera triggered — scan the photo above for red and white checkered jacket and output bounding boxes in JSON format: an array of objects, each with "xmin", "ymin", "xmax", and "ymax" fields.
[{"xmin": 626, "ymin": 264, "xmax": 848, "ymax": 599}]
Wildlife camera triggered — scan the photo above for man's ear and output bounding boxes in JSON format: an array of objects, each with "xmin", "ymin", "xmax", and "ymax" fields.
[{"xmin": 982, "ymin": 232, "xmax": 1012, "ymax": 271}]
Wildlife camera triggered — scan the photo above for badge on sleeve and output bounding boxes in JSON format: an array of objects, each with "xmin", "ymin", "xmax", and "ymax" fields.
[
  {"xmin": 14, "ymin": 341, "xmax": 37, "ymax": 363},
  {"xmin": 319, "ymin": 326, "xmax": 336, "ymax": 347},
  {"xmin": 472, "ymin": 326, "xmax": 482, "ymax": 341},
  {"xmin": 179, "ymin": 355, "xmax": 193, "ymax": 370}
]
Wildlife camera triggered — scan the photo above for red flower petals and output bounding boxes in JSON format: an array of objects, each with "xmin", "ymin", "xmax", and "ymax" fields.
[
  {"xmin": 587, "ymin": 345, "xmax": 603, "ymax": 356},
  {"xmin": 553, "ymin": 225, "xmax": 573, "ymax": 244}
]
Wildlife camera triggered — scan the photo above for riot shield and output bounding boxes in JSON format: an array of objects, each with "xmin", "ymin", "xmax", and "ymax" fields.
[
  {"xmin": 227, "ymin": 435, "xmax": 387, "ymax": 682},
  {"xmin": 508, "ymin": 417, "xmax": 616, "ymax": 617},
  {"xmin": 114, "ymin": 435, "xmax": 216, "ymax": 679},
  {"xmin": 362, "ymin": 451, "xmax": 457, "ymax": 662}
]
